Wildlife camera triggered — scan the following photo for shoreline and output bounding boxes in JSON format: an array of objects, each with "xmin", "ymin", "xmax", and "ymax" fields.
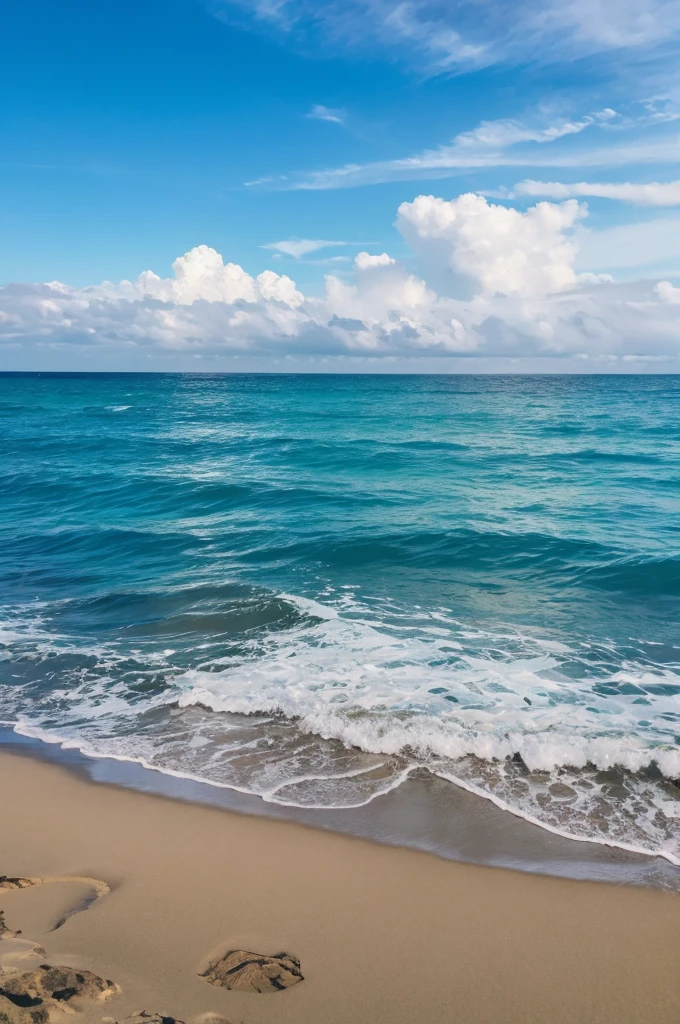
[
  {"xmin": 2, "ymin": 726, "xmax": 679, "ymax": 892},
  {"xmin": 1, "ymin": 750, "xmax": 680, "ymax": 1024}
]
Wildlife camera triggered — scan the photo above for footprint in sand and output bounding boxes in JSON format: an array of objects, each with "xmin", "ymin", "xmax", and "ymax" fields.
[
  {"xmin": 0, "ymin": 874, "xmax": 112, "ymax": 974},
  {"xmin": 200, "ymin": 949, "xmax": 304, "ymax": 993},
  {"xmin": 0, "ymin": 874, "xmax": 119, "ymax": 1024},
  {"xmin": 0, "ymin": 876, "xmax": 111, "ymax": 934},
  {"xmin": 105, "ymin": 1012, "xmax": 234, "ymax": 1024},
  {"xmin": 2, "ymin": 879, "xmax": 257, "ymax": 1024},
  {"xmin": 0, "ymin": 964, "xmax": 119, "ymax": 1024}
]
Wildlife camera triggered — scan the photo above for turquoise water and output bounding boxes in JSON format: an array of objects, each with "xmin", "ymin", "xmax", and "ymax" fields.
[{"xmin": 1, "ymin": 373, "xmax": 679, "ymax": 862}]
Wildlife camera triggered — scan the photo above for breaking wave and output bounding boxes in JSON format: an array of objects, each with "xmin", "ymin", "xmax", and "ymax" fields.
[{"xmin": 2, "ymin": 590, "xmax": 679, "ymax": 865}]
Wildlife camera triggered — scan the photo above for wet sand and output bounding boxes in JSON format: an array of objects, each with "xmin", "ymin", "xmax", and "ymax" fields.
[{"xmin": 1, "ymin": 751, "xmax": 679, "ymax": 1024}]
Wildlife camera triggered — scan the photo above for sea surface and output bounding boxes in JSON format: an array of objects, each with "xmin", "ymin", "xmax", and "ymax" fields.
[{"xmin": 1, "ymin": 373, "xmax": 679, "ymax": 866}]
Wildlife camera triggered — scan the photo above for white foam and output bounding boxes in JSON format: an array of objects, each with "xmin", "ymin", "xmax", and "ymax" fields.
[
  {"xmin": 2, "ymin": 592, "xmax": 679, "ymax": 865},
  {"xmin": 9, "ymin": 716, "xmax": 410, "ymax": 808},
  {"xmin": 9, "ymin": 716, "xmax": 679, "ymax": 866},
  {"xmin": 432, "ymin": 768, "xmax": 680, "ymax": 867},
  {"xmin": 171, "ymin": 592, "xmax": 680, "ymax": 781},
  {"xmin": 178, "ymin": 681, "xmax": 680, "ymax": 779}
]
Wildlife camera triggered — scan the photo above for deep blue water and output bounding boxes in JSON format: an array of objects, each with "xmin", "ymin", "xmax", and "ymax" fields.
[{"xmin": 1, "ymin": 373, "xmax": 679, "ymax": 862}]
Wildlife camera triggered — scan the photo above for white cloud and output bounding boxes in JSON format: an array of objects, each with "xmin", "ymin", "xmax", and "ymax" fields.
[
  {"xmin": 282, "ymin": 110, "xmax": 680, "ymax": 191},
  {"xmin": 354, "ymin": 251, "xmax": 396, "ymax": 269},
  {"xmin": 245, "ymin": 102, "xmax": 680, "ymax": 193},
  {"xmin": 325, "ymin": 249, "xmax": 434, "ymax": 325},
  {"xmin": 136, "ymin": 245, "xmax": 256, "ymax": 304},
  {"xmin": 305, "ymin": 104, "xmax": 346, "ymax": 124},
  {"xmin": 132, "ymin": 245, "xmax": 304, "ymax": 308},
  {"xmin": 397, "ymin": 193, "xmax": 584, "ymax": 296},
  {"xmin": 263, "ymin": 238, "xmax": 356, "ymax": 258},
  {"xmin": 207, "ymin": 0, "xmax": 680, "ymax": 73},
  {"xmin": 314, "ymin": 112, "xmax": 611, "ymax": 189},
  {"xmin": 255, "ymin": 269, "xmax": 305, "ymax": 305},
  {"xmin": 455, "ymin": 111, "xmax": 617, "ymax": 149},
  {"xmin": 516, "ymin": 178, "xmax": 680, "ymax": 204},
  {"xmin": 3, "ymin": 196, "xmax": 680, "ymax": 369},
  {"xmin": 377, "ymin": 2, "xmax": 487, "ymax": 68},
  {"xmin": 535, "ymin": 0, "xmax": 680, "ymax": 51},
  {"xmin": 656, "ymin": 280, "xmax": 680, "ymax": 303}
]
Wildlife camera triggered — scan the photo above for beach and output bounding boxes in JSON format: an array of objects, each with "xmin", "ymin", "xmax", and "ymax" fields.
[
  {"xmin": 1, "ymin": 751, "xmax": 679, "ymax": 1024},
  {"xmin": 2, "ymin": 373, "xmax": 680, "ymax": 1023},
  {"xmin": 5, "ymin": 0, "xmax": 680, "ymax": 1009}
]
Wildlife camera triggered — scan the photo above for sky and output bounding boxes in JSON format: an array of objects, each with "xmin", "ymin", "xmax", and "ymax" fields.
[{"xmin": 2, "ymin": 0, "xmax": 680, "ymax": 371}]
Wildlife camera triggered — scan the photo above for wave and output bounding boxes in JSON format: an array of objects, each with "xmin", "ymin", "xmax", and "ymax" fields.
[
  {"xmin": 535, "ymin": 448, "xmax": 662, "ymax": 465},
  {"xmin": 4, "ymin": 372, "xmax": 679, "ymax": 872},
  {"xmin": 8, "ymin": 708, "xmax": 680, "ymax": 867},
  {"xmin": 232, "ymin": 529, "xmax": 680, "ymax": 595},
  {"xmin": 177, "ymin": 679, "xmax": 680, "ymax": 779},
  {"xmin": 1, "ymin": 590, "xmax": 678, "ymax": 865}
]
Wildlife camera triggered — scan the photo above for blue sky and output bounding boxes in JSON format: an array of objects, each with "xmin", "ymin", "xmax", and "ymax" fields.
[{"xmin": 2, "ymin": 0, "xmax": 680, "ymax": 370}]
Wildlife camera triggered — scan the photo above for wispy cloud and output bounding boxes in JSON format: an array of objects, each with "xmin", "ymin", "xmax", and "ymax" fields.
[
  {"xmin": 270, "ymin": 106, "xmax": 680, "ymax": 190},
  {"xmin": 515, "ymin": 178, "xmax": 680, "ymax": 205},
  {"xmin": 276, "ymin": 109, "xmax": 664, "ymax": 190},
  {"xmin": 205, "ymin": 0, "xmax": 680, "ymax": 74},
  {"xmin": 305, "ymin": 104, "xmax": 346, "ymax": 124},
  {"xmin": 263, "ymin": 238, "xmax": 361, "ymax": 258},
  {"xmin": 454, "ymin": 110, "xmax": 618, "ymax": 148},
  {"xmin": 244, "ymin": 98, "xmax": 680, "ymax": 194},
  {"xmin": 243, "ymin": 174, "xmax": 289, "ymax": 188}
]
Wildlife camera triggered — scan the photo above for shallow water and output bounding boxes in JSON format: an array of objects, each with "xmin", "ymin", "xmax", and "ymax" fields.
[{"xmin": 1, "ymin": 372, "xmax": 679, "ymax": 865}]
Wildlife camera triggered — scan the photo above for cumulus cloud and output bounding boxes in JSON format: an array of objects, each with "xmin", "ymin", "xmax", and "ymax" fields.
[
  {"xmin": 2, "ymin": 196, "xmax": 680, "ymax": 369},
  {"xmin": 516, "ymin": 178, "xmax": 680, "ymax": 205},
  {"xmin": 325, "ymin": 250, "xmax": 434, "ymax": 326},
  {"xmin": 397, "ymin": 193, "xmax": 584, "ymax": 296},
  {"xmin": 354, "ymin": 251, "xmax": 396, "ymax": 269},
  {"xmin": 135, "ymin": 245, "xmax": 304, "ymax": 307},
  {"xmin": 656, "ymin": 280, "xmax": 680, "ymax": 303}
]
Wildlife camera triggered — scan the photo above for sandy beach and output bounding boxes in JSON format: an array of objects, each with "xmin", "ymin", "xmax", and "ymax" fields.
[{"xmin": 1, "ymin": 752, "xmax": 679, "ymax": 1024}]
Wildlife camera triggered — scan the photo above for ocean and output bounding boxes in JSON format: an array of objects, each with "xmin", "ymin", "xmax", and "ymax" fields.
[{"xmin": 1, "ymin": 372, "xmax": 679, "ymax": 868}]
